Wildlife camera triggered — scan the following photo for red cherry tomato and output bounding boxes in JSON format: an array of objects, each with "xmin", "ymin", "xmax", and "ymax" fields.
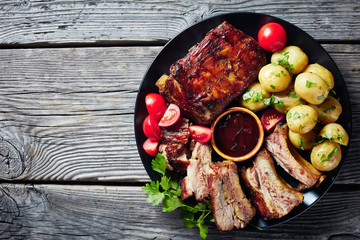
[
  {"xmin": 258, "ymin": 22, "xmax": 287, "ymax": 52},
  {"xmin": 158, "ymin": 104, "xmax": 181, "ymax": 127},
  {"xmin": 142, "ymin": 115, "xmax": 162, "ymax": 141},
  {"xmin": 261, "ymin": 108, "xmax": 286, "ymax": 133},
  {"xmin": 143, "ymin": 138, "xmax": 159, "ymax": 156},
  {"xmin": 189, "ymin": 125, "xmax": 213, "ymax": 143},
  {"xmin": 145, "ymin": 93, "xmax": 168, "ymax": 123}
]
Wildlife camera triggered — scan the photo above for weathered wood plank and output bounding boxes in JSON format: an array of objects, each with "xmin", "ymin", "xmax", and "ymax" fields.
[
  {"xmin": 0, "ymin": 0, "xmax": 359, "ymax": 45},
  {"xmin": 0, "ymin": 44, "xmax": 359, "ymax": 183},
  {"xmin": 0, "ymin": 184, "xmax": 359, "ymax": 239}
]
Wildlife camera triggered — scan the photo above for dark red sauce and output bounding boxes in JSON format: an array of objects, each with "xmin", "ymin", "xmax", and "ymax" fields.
[{"xmin": 215, "ymin": 112, "xmax": 259, "ymax": 157}]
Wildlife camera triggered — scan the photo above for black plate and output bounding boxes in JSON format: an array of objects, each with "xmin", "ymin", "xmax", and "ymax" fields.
[{"xmin": 134, "ymin": 12, "xmax": 352, "ymax": 229}]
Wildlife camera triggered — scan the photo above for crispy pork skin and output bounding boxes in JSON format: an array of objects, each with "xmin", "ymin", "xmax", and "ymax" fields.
[
  {"xmin": 159, "ymin": 118, "xmax": 190, "ymax": 173},
  {"xmin": 157, "ymin": 21, "xmax": 266, "ymax": 125},
  {"xmin": 180, "ymin": 142, "xmax": 213, "ymax": 201},
  {"xmin": 208, "ymin": 161, "xmax": 256, "ymax": 231},
  {"xmin": 242, "ymin": 149, "xmax": 303, "ymax": 220},
  {"xmin": 265, "ymin": 124, "xmax": 324, "ymax": 188}
]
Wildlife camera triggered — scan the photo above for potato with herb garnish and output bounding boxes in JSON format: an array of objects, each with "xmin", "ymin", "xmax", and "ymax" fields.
[
  {"xmin": 271, "ymin": 83, "xmax": 304, "ymax": 113},
  {"xmin": 289, "ymin": 129, "xmax": 317, "ymax": 150},
  {"xmin": 240, "ymin": 82, "xmax": 271, "ymax": 111},
  {"xmin": 294, "ymin": 72, "xmax": 329, "ymax": 105},
  {"xmin": 319, "ymin": 123, "xmax": 349, "ymax": 146},
  {"xmin": 311, "ymin": 140, "xmax": 342, "ymax": 171},
  {"xmin": 271, "ymin": 46, "xmax": 308, "ymax": 74},
  {"xmin": 286, "ymin": 105, "xmax": 318, "ymax": 134},
  {"xmin": 258, "ymin": 63, "xmax": 291, "ymax": 92},
  {"xmin": 303, "ymin": 63, "xmax": 334, "ymax": 90},
  {"xmin": 309, "ymin": 96, "xmax": 342, "ymax": 124}
]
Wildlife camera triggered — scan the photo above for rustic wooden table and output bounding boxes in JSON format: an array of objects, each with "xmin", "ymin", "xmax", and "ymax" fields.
[{"xmin": 0, "ymin": 0, "xmax": 359, "ymax": 239}]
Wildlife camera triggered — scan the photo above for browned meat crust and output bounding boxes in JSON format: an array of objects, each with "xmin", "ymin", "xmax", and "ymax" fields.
[
  {"xmin": 159, "ymin": 118, "xmax": 190, "ymax": 173},
  {"xmin": 180, "ymin": 142, "xmax": 213, "ymax": 201},
  {"xmin": 158, "ymin": 21, "xmax": 266, "ymax": 125},
  {"xmin": 242, "ymin": 149, "xmax": 303, "ymax": 220},
  {"xmin": 208, "ymin": 161, "xmax": 256, "ymax": 231},
  {"xmin": 265, "ymin": 124, "xmax": 324, "ymax": 189}
]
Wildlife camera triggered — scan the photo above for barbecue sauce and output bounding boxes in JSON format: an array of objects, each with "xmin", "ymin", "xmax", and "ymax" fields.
[{"xmin": 215, "ymin": 112, "xmax": 259, "ymax": 157}]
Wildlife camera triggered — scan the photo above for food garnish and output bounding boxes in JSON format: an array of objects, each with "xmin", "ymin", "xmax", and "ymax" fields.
[
  {"xmin": 258, "ymin": 22, "xmax": 287, "ymax": 52},
  {"xmin": 142, "ymin": 154, "xmax": 214, "ymax": 239}
]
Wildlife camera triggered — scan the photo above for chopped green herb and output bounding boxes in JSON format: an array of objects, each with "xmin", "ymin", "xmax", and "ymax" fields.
[
  {"xmin": 299, "ymin": 138, "xmax": 304, "ymax": 150},
  {"xmin": 323, "ymin": 106, "xmax": 336, "ymax": 113},
  {"xmin": 330, "ymin": 89, "xmax": 337, "ymax": 96},
  {"xmin": 320, "ymin": 147, "xmax": 338, "ymax": 162},
  {"xmin": 293, "ymin": 112, "xmax": 300, "ymax": 119},
  {"xmin": 317, "ymin": 95, "xmax": 324, "ymax": 101},
  {"xmin": 306, "ymin": 80, "xmax": 317, "ymax": 88},
  {"xmin": 275, "ymin": 73, "xmax": 281, "ymax": 77},
  {"xmin": 270, "ymin": 84, "xmax": 276, "ymax": 89},
  {"xmin": 281, "ymin": 70, "xmax": 287, "ymax": 77},
  {"xmin": 325, "ymin": 80, "xmax": 331, "ymax": 87},
  {"xmin": 287, "ymin": 111, "xmax": 292, "ymax": 119}
]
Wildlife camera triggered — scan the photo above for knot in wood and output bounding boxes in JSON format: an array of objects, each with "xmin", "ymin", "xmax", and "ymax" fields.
[{"xmin": 0, "ymin": 140, "xmax": 23, "ymax": 179}]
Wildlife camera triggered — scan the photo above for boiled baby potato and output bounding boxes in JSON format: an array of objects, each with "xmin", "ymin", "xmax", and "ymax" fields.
[
  {"xmin": 271, "ymin": 46, "xmax": 308, "ymax": 74},
  {"xmin": 294, "ymin": 72, "xmax": 329, "ymax": 105},
  {"xmin": 258, "ymin": 63, "xmax": 291, "ymax": 92},
  {"xmin": 319, "ymin": 123, "xmax": 349, "ymax": 146},
  {"xmin": 286, "ymin": 105, "xmax": 318, "ymax": 134},
  {"xmin": 303, "ymin": 63, "xmax": 334, "ymax": 90},
  {"xmin": 311, "ymin": 140, "xmax": 342, "ymax": 171},
  {"xmin": 309, "ymin": 96, "xmax": 342, "ymax": 124},
  {"xmin": 240, "ymin": 82, "xmax": 271, "ymax": 111},
  {"xmin": 289, "ymin": 129, "xmax": 317, "ymax": 150},
  {"xmin": 272, "ymin": 83, "xmax": 304, "ymax": 113}
]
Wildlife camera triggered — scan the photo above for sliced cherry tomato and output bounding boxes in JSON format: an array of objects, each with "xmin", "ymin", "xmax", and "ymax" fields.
[
  {"xmin": 158, "ymin": 104, "xmax": 181, "ymax": 127},
  {"xmin": 261, "ymin": 108, "xmax": 286, "ymax": 133},
  {"xmin": 143, "ymin": 138, "xmax": 159, "ymax": 156},
  {"xmin": 189, "ymin": 125, "xmax": 213, "ymax": 143},
  {"xmin": 258, "ymin": 22, "xmax": 287, "ymax": 52},
  {"xmin": 145, "ymin": 93, "xmax": 168, "ymax": 123},
  {"xmin": 142, "ymin": 115, "xmax": 162, "ymax": 141}
]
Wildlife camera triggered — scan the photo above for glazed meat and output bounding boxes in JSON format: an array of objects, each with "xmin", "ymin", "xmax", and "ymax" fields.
[
  {"xmin": 242, "ymin": 149, "xmax": 303, "ymax": 220},
  {"xmin": 181, "ymin": 142, "xmax": 213, "ymax": 201},
  {"xmin": 265, "ymin": 124, "xmax": 324, "ymax": 189},
  {"xmin": 159, "ymin": 118, "xmax": 190, "ymax": 173},
  {"xmin": 208, "ymin": 161, "xmax": 256, "ymax": 231},
  {"xmin": 157, "ymin": 21, "xmax": 266, "ymax": 125}
]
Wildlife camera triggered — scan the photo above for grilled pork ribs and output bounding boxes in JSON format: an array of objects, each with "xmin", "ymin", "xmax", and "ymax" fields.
[{"xmin": 157, "ymin": 21, "xmax": 266, "ymax": 125}]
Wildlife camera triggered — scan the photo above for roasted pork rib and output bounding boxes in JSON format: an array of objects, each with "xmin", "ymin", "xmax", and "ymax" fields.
[
  {"xmin": 241, "ymin": 149, "xmax": 303, "ymax": 220},
  {"xmin": 181, "ymin": 142, "xmax": 213, "ymax": 201},
  {"xmin": 265, "ymin": 124, "xmax": 324, "ymax": 189},
  {"xmin": 158, "ymin": 117, "xmax": 190, "ymax": 173},
  {"xmin": 208, "ymin": 161, "xmax": 256, "ymax": 231},
  {"xmin": 157, "ymin": 21, "xmax": 266, "ymax": 125}
]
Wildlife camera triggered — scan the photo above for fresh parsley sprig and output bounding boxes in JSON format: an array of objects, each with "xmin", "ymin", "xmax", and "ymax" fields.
[{"xmin": 142, "ymin": 153, "xmax": 214, "ymax": 239}]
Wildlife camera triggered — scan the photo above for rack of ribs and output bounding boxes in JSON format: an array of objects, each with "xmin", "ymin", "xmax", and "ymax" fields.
[
  {"xmin": 241, "ymin": 149, "xmax": 303, "ymax": 220},
  {"xmin": 156, "ymin": 21, "xmax": 266, "ymax": 125},
  {"xmin": 265, "ymin": 124, "xmax": 325, "ymax": 189},
  {"xmin": 208, "ymin": 161, "xmax": 256, "ymax": 231}
]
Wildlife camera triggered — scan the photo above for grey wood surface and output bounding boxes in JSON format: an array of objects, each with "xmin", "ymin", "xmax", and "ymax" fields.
[{"xmin": 0, "ymin": 0, "xmax": 359, "ymax": 239}]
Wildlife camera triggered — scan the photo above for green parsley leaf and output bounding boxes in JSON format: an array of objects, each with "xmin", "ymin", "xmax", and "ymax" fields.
[
  {"xmin": 152, "ymin": 153, "xmax": 166, "ymax": 175},
  {"xmin": 270, "ymin": 84, "xmax": 276, "ymax": 89},
  {"xmin": 306, "ymin": 80, "xmax": 317, "ymax": 88}
]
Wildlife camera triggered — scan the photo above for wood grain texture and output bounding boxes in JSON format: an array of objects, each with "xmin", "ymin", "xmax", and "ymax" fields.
[
  {"xmin": 0, "ymin": 44, "xmax": 359, "ymax": 183},
  {"xmin": 0, "ymin": 184, "xmax": 359, "ymax": 239},
  {"xmin": 0, "ymin": 0, "xmax": 359, "ymax": 45}
]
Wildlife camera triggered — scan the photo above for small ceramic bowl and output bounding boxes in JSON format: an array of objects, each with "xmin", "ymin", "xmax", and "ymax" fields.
[{"xmin": 211, "ymin": 107, "xmax": 264, "ymax": 161}]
